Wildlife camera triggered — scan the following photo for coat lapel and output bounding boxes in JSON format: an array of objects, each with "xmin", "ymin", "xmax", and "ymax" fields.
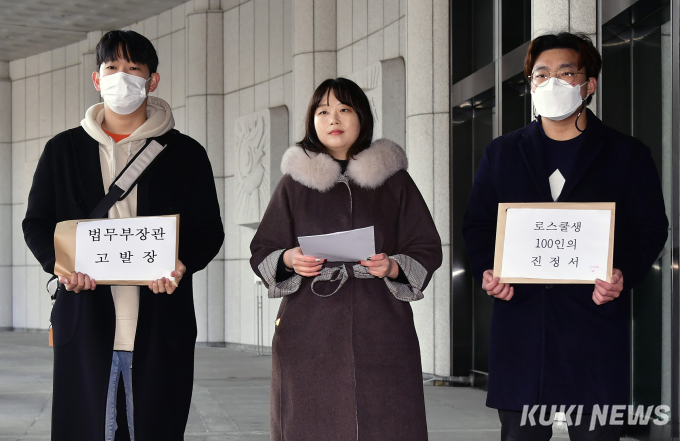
[
  {"xmin": 518, "ymin": 121, "xmax": 553, "ymax": 202},
  {"xmin": 69, "ymin": 128, "xmax": 106, "ymax": 216},
  {"xmin": 556, "ymin": 109, "xmax": 605, "ymax": 202}
]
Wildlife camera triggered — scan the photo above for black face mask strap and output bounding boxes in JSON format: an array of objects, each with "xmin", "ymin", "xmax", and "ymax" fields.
[{"xmin": 575, "ymin": 100, "xmax": 586, "ymax": 133}]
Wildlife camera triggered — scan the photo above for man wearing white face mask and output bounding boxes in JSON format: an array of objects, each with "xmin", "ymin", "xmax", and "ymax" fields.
[
  {"xmin": 463, "ymin": 33, "xmax": 668, "ymax": 440},
  {"xmin": 23, "ymin": 30, "xmax": 224, "ymax": 441}
]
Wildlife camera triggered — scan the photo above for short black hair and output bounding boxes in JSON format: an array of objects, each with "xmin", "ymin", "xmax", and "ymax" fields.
[
  {"xmin": 95, "ymin": 30, "xmax": 159, "ymax": 74},
  {"xmin": 525, "ymin": 32, "xmax": 602, "ymax": 105},
  {"xmin": 297, "ymin": 78, "xmax": 374, "ymax": 159}
]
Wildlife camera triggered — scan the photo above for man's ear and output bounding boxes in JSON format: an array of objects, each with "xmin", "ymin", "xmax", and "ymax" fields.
[
  {"xmin": 92, "ymin": 71, "xmax": 101, "ymax": 92},
  {"xmin": 149, "ymin": 72, "xmax": 160, "ymax": 93},
  {"xmin": 586, "ymin": 76, "xmax": 598, "ymax": 97}
]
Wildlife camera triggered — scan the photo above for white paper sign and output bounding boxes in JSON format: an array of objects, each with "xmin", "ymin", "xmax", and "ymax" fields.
[
  {"xmin": 298, "ymin": 226, "xmax": 376, "ymax": 262},
  {"xmin": 75, "ymin": 216, "xmax": 177, "ymax": 282},
  {"xmin": 500, "ymin": 208, "xmax": 612, "ymax": 282}
]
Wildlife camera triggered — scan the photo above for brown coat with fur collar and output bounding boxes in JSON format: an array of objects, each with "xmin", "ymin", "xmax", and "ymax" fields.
[{"xmin": 250, "ymin": 139, "xmax": 442, "ymax": 441}]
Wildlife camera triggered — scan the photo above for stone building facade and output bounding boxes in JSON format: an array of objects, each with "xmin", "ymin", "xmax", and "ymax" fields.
[{"xmin": 1, "ymin": 0, "xmax": 671, "ymax": 388}]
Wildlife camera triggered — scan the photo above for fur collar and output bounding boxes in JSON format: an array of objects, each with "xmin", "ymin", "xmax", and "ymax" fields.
[{"xmin": 280, "ymin": 139, "xmax": 408, "ymax": 192}]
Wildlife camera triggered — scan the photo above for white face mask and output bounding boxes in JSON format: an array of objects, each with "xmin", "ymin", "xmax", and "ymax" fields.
[
  {"xmin": 531, "ymin": 77, "xmax": 588, "ymax": 121},
  {"xmin": 99, "ymin": 72, "xmax": 150, "ymax": 115}
]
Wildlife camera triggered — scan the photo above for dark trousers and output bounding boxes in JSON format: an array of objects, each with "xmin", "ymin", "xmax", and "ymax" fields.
[{"xmin": 499, "ymin": 410, "xmax": 623, "ymax": 441}]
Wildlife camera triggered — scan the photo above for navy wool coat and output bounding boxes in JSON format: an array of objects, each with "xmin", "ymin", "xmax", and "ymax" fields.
[
  {"xmin": 23, "ymin": 127, "xmax": 224, "ymax": 441},
  {"xmin": 462, "ymin": 110, "xmax": 668, "ymax": 411}
]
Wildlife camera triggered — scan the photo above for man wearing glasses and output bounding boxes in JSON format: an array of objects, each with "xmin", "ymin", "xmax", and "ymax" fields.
[{"xmin": 463, "ymin": 32, "xmax": 668, "ymax": 440}]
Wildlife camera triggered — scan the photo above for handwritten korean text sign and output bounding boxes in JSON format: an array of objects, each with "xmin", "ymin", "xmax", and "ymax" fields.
[
  {"xmin": 74, "ymin": 216, "xmax": 177, "ymax": 284},
  {"xmin": 494, "ymin": 203, "xmax": 615, "ymax": 284}
]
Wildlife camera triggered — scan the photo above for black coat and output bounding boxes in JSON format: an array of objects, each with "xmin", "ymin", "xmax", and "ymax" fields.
[
  {"xmin": 462, "ymin": 110, "xmax": 668, "ymax": 411},
  {"xmin": 23, "ymin": 127, "xmax": 224, "ymax": 440}
]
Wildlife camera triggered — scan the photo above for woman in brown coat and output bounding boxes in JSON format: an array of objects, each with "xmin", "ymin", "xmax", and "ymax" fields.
[{"xmin": 250, "ymin": 78, "xmax": 442, "ymax": 441}]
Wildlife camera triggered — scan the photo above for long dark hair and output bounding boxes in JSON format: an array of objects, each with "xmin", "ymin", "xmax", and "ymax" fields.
[{"xmin": 297, "ymin": 78, "xmax": 374, "ymax": 159}]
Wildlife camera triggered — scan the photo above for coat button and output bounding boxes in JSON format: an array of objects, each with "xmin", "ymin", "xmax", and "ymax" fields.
[{"xmin": 545, "ymin": 284, "xmax": 553, "ymax": 289}]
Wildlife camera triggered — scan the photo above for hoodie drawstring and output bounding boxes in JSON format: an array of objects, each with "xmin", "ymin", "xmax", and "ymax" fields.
[
  {"xmin": 109, "ymin": 139, "xmax": 139, "ymax": 181},
  {"xmin": 110, "ymin": 138, "xmax": 116, "ymax": 180}
]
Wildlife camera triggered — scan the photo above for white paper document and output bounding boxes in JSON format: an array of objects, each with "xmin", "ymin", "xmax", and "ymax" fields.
[
  {"xmin": 501, "ymin": 208, "xmax": 612, "ymax": 282},
  {"xmin": 298, "ymin": 226, "xmax": 376, "ymax": 262},
  {"xmin": 75, "ymin": 216, "xmax": 177, "ymax": 283}
]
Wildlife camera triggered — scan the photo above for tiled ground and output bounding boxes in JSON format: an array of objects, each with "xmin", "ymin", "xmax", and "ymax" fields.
[{"xmin": 3, "ymin": 330, "xmax": 633, "ymax": 441}]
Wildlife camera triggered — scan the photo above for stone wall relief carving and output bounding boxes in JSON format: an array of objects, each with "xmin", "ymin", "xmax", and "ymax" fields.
[
  {"xmin": 233, "ymin": 106, "xmax": 289, "ymax": 229},
  {"xmin": 342, "ymin": 57, "xmax": 405, "ymax": 148}
]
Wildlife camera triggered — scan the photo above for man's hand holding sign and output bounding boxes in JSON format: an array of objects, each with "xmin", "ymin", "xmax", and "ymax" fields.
[
  {"xmin": 54, "ymin": 215, "xmax": 184, "ymax": 294},
  {"xmin": 488, "ymin": 202, "xmax": 622, "ymax": 305},
  {"xmin": 57, "ymin": 264, "xmax": 186, "ymax": 294},
  {"xmin": 482, "ymin": 268, "xmax": 624, "ymax": 304}
]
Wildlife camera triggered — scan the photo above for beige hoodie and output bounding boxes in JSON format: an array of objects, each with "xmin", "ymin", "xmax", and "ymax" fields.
[{"xmin": 81, "ymin": 96, "xmax": 175, "ymax": 351}]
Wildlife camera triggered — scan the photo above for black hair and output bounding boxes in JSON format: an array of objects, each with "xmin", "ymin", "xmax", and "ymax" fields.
[
  {"xmin": 297, "ymin": 78, "xmax": 374, "ymax": 159},
  {"xmin": 95, "ymin": 30, "xmax": 159, "ymax": 74},
  {"xmin": 525, "ymin": 32, "xmax": 602, "ymax": 105}
]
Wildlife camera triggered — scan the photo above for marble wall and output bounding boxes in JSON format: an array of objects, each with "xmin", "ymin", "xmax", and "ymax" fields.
[{"xmin": 4, "ymin": 0, "xmax": 452, "ymax": 375}]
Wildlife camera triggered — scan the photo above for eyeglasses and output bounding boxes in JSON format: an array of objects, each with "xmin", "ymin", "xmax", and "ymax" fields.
[{"xmin": 528, "ymin": 68, "xmax": 585, "ymax": 87}]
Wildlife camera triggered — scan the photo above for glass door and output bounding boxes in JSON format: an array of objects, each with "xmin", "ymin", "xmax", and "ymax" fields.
[
  {"xmin": 449, "ymin": 0, "xmax": 531, "ymax": 383},
  {"xmin": 601, "ymin": 0, "xmax": 677, "ymax": 438},
  {"xmin": 451, "ymin": 88, "xmax": 496, "ymax": 385}
]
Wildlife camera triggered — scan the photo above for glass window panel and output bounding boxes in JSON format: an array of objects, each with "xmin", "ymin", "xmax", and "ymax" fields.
[
  {"xmin": 472, "ymin": 0, "xmax": 495, "ymax": 71},
  {"xmin": 472, "ymin": 88, "xmax": 493, "ymax": 371},
  {"xmin": 502, "ymin": 0, "xmax": 531, "ymax": 55},
  {"xmin": 502, "ymin": 71, "xmax": 532, "ymax": 134},
  {"xmin": 451, "ymin": 0, "xmax": 495, "ymax": 84},
  {"xmin": 450, "ymin": 105, "xmax": 475, "ymax": 377},
  {"xmin": 602, "ymin": 24, "xmax": 632, "ymax": 136},
  {"xmin": 602, "ymin": 2, "xmax": 672, "ymax": 437},
  {"xmin": 451, "ymin": 88, "xmax": 496, "ymax": 376},
  {"xmin": 451, "ymin": 2, "xmax": 473, "ymax": 84}
]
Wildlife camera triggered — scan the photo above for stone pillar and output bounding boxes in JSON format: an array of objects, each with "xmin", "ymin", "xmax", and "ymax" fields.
[
  {"xmin": 0, "ymin": 62, "xmax": 12, "ymax": 328},
  {"xmin": 531, "ymin": 0, "xmax": 596, "ymax": 37},
  {"xmin": 292, "ymin": 0, "xmax": 337, "ymax": 140},
  {"xmin": 81, "ymin": 31, "xmax": 102, "ymax": 115},
  {"xmin": 9, "ymin": 58, "xmax": 26, "ymax": 330},
  {"xmin": 186, "ymin": 3, "xmax": 225, "ymax": 344},
  {"xmin": 531, "ymin": 1, "xmax": 570, "ymax": 37},
  {"xmin": 532, "ymin": 0, "xmax": 598, "ymax": 112},
  {"xmin": 406, "ymin": 0, "xmax": 450, "ymax": 376}
]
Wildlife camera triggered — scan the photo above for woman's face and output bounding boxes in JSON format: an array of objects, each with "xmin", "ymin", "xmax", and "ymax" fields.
[{"xmin": 313, "ymin": 90, "xmax": 361, "ymax": 160}]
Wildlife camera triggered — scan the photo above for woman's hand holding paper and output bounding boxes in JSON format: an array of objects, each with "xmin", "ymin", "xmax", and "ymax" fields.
[
  {"xmin": 359, "ymin": 253, "xmax": 399, "ymax": 279},
  {"xmin": 283, "ymin": 247, "xmax": 326, "ymax": 277}
]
